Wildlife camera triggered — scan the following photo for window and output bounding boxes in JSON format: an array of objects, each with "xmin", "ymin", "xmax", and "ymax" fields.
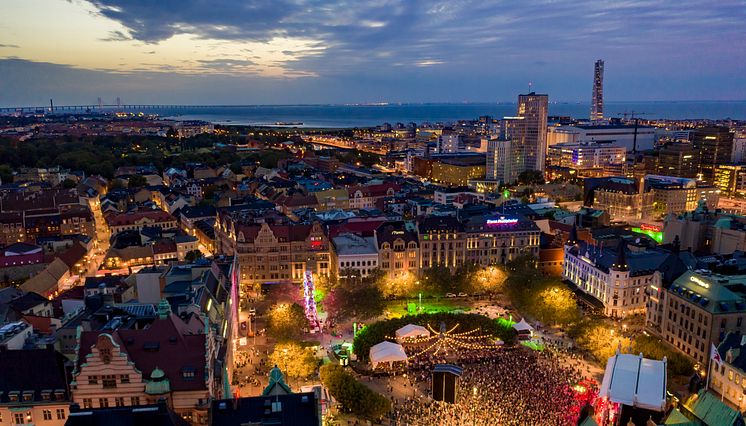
[
  {"xmin": 83, "ymin": 398, "xmax": 93, "ymax": 408},
  {"xmin": 88, "ymin": 375, "xmax": 98, "ymax": 385},
  {"xmin": 102, "ymin": 375, "xmax": 117, "ymax": 388},
  {"xmin": 99, "ymin": 348, "xmax": 111, "ymax": 363},
  {"xmin": 115, "ymin": 397, "xmax": 125, "ymax": 407},
  {"xmin": 131, "ymin": 396, "xmax": 140, "ymax": 406},
  {"xmin": 183, "ymin": 368, "xmax": 196, "ymax": 381},
  {"xmin": 14, "ymin": 413, "xmax": 25, "ymax": 424},
  {"xmin": 120, "ymin": 374, "xmax": 130, "ymax": 383},
  {"xmin": 99, "ymin": 398, "xmax": 109, "ymax": 408},
  {"xmin": 56, "ymin": 409, "xmax": 66, "ymax": 420},
  {"xmin": 43, "ymin": 410, "xmax": 52, "ymax": 420}
]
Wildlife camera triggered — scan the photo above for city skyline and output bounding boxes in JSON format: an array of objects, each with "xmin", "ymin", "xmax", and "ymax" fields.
[{"xmin": 1, "ymin": 0, "xmax": 745, "ymax": 106}]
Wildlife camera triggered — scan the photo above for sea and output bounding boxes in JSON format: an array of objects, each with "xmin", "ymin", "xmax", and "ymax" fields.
[{"xmin": 152, "ymin": 101, "xmax": 746, "ymax": 128}]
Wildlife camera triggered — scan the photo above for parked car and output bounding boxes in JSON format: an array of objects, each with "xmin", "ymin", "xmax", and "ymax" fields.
[
  {"xmin": 458, "ymin": 292, "xmax": 468, "ymax": 297},
  {"xmin": 445, "ymin": 293, "xmax": 457, "ymax": 298}
]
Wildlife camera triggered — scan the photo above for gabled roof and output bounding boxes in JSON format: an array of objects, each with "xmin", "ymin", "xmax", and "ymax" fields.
[{"xmin": 77, "ymin": 314, "xmax": 207, "ymax": 392}]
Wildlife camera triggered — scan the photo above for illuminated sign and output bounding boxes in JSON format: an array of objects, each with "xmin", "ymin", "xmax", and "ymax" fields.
[
  {"xmin": 640, "ymin": 223, "xmax": 662, "ymax": 232},
  {"xmin": 391, "ymin": 230, "xmax": 405, "ymax": 235},
  {"xmin": 691, "ymin": 276, "xmax": 710, "ymax": 289},
  {"xmin": 486, "ymin": 217, "xmax": 519, "ymax": 226},
  {"xmin": 631, "ymin": 227, "xmax": 663, "ymax": 243}
]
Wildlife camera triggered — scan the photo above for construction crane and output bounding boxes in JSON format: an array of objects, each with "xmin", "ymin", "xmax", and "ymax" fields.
[{"xmin": 617, "ymin": 111, "xmax": 650, "ymax": 156}]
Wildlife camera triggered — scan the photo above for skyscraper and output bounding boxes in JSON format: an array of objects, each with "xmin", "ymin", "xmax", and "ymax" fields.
[
  {"xmin": 591, "ymin": 60, "xmax": 604, "ymax": 122},
  {"xmin": 512, "ymin": 92, "xmax": 549, "ymax": 173},
  {"xmin": 692, "ymin": 127, "xmax": 735, "ymax": 184}
]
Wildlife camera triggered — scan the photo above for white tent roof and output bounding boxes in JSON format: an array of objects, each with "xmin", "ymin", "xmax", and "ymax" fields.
[
  {"xmin": 512, "ymin": 318, "xmax": 533, "ymax": 333},
  {"xmin": 395, "ymin": 324, "xmax": 430, "ymax": 339},
  {"xmin": 599, "ymin": 352, "xmax": 667, "ymax": 412},
  {"xmin": 369, "ymin": 341, "xmax": 408, "ymax": 368}
]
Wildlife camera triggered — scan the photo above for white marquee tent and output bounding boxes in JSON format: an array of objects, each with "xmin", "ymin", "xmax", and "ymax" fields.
[
  {"xmin": 512, "ymin": 318, "xmax": 534, "ymax": 334},
  {"xmin": 395, "ymin": 324, "xmax": 431, "ymax": 341},
  {"xmin": 599, "ymin": 351, "xmax": 667, "ymax": 412},
  {"xmin": 369, "ymin": 341, "xmax": 408, "ymax": 368}
]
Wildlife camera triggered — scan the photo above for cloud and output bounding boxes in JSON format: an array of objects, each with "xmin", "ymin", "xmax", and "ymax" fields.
[
  {"xmin": 0, "ymin": 44, "xmax": 20, "ymax": 48},
  {"xmin": 99, "ymin": 30, "xmax": 131, "ymax": 42}
]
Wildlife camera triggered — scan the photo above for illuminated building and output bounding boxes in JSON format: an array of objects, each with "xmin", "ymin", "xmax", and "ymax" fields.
[
  {"xmin": 692, "ymin": 127, "xmax": 735, "ymax": 184},
  {"xmin": 215, "ymin": 215, "xmax": 330, "ymax": 285},
  {"xmin": 430, "ymin": 155, "xmax": 486, "ymax": 187},
  {"xmin": 715, "ymin": 164, "xmax": 746, "ymax": 197},
  {"xmin": 512, "ymin": 92, "xmax": 548, "ymax": 172},
  {"xmin": 644, "ymin": 174, "xmax": 719, "ymax": 218},
  {"xmin": 584, "ymin": 177, "xmax": 654, "ymax": 222},
  {"xmin": 664, "ymin": 204, "xmax": 746, "ymax": 255},
  {"xmin": 655, "ymin": 271, "xmax": 746, "ymax": 364},
  {"xmin": 375, "ymin": 221, "xmax": 419, "ymax": 279},
  {"xmin": 591, "ymin": 60, "xmax": 604, "ymax": 122},
  {"xmin": 547, "ymin": 124, "xmax": 656, "ymax": 152},
  {"xmin": 710, "ymin": 332, "xmax": 746, "ymax": 410},
  {"xmin": 656, "ymin": 142, "xmax": 698, "ymax": 178},
  {"xmin": 546, "ymin": 141, "xmax": 626, "ymax": 177},
  {"xmin": 563, "ymin": 236, "xmax": 687, "ymax": 318},
  {"xmin": 418, "ymin": 214, "xmax": 540, "ymax": 270},
  {"xmin": 331, "ymin": 233, "xmax": 379, "ymax": 279},
  {"xmin": 486, "ymin": 138, "xmax": 516, "ymax": 184}
]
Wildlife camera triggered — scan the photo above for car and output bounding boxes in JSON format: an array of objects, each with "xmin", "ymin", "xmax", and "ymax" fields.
[
  {"xmin": 458, "ymin": 292, "xmax": 468, "ymax": 297},
  {"xmin": 445, "ymin": 293, "xmax": 457, "ymax": 298}
]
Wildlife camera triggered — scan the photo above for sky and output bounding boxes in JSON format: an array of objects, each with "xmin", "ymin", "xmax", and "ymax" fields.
[{"xmin": 0, "ymin": 0, "xmax": 745, "ymax": 106}]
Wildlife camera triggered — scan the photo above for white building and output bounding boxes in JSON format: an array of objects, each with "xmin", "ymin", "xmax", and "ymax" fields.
[
  {"xmin": 486, "ymin": 138, "xmax": 517, "ymax": 184},
  {"xmin": 563, "ymin": 235, "xmax": 671, "ymax": 318},
  {"xmin": 331, "ymin": 233, "xmax": 379, "ymax": 279},
  {"xmin": 437, "ymin": 134, "xmax": 461, "ymax": 154},
  {"xmin": 547, "ymin": 124, "xmax": 656, "ymax": 152},
  {"xmin": 547, "ymin": 141, "xmax": 626, "ymax": 170}
]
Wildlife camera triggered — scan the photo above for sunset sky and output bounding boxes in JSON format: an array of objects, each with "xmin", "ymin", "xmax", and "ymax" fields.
[{"xmin": 1, "ymin": 0, "xmax": 744, "ymax": 106}]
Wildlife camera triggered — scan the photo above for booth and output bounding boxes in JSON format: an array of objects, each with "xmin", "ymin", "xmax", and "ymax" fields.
[
  {"xmin": 512, "ymin": 318, "xmax": 534, "ymax": 340},
  {"xmin": 369, "ymin": 341, "xmax": 408, "ymax": 368},
  {"xmin": 395, "ymin": 324, "xmax": 431, "ymax": 341}
]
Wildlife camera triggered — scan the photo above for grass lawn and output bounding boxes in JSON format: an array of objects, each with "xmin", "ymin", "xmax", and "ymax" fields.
[{"xmin": 383, "ymin": 298, "xmax": 470, "ymax": 318}]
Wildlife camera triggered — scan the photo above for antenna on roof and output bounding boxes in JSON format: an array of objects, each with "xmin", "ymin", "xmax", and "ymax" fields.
[{"xmin": 528, "ymin": 82, "xmax": 533, "ymax": 93}]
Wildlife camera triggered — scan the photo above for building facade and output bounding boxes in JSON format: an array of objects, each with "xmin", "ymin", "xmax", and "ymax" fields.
[{"xmin": 656, "ymin": 271, "xmax": 746, "ymax": 364}]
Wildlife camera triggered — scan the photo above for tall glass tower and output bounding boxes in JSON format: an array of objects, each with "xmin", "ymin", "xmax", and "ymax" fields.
[{"xmin": 591, "ymin": 60, "xmax": 604, "ymax": 122}]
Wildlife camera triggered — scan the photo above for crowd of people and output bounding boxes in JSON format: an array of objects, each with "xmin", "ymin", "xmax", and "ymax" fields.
[{"xmin": 386, "ymin": 346, "xmax": 597, "ymax": 426}]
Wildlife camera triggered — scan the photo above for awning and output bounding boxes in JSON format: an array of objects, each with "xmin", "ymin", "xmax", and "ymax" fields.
[
  {"xmin": 369, "ymin": 341, "xmax": 408, "ymax": 368},
  {"xmin": 599, "ymin": 351, "xmax": 667, "ymax": 412}
]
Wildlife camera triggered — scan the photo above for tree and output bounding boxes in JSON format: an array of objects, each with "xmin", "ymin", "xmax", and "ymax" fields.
[
  {"xmin": 268, "ymin": 342, "xmax": 318, "ymax": 379},
  {"xmin": 128, "ymin": 174, "xmax": 147, "ymax": 188},
  {"xmin": 184, "ymin": 250, "xmax": 203, "ymax": 263},
  {"xmin": 267, "ymin": 302, "xmax": 308, "ymax": 341},
  {"xmin": 320, "ymin": 364, "xmax": 391, "ymax": 419},
  {"xmin": 325, "ymin": 269, "xmax": 385, "ymax": 322},
  {"xmin": 0, "ymin": 164, "xmax": 13, "ymax": 184},
  {"xmin": 60, "ymin": 178, "xmax": 77, "ymax": 189},
  {"xmin": 518, "ymin": 170, "xmax": 544, "ymax": 186}
]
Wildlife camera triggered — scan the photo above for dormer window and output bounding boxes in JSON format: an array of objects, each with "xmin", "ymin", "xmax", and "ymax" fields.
[
  {"xmin": 99, "ymin": 348, "xmax": 111, "ymax": 363},
  {"xmin": 41, "ymin": 390, "xmax": 52, "ymax": 400},
  {"xmin": 182, "ymin": 367, "xmax": 196, "ymax": 381},
  {"xmin": 23, "ymin": 391, "xmax": 34, "ymax": 402},
  {"xmin": 8, "ymin": 391, "xmax": 20, "ymax": 402}
]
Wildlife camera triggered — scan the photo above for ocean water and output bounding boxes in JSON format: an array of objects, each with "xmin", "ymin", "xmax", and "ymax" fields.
[{"xmin": 154, "ymin": 101, "xmax": 746, "ymax": 128}]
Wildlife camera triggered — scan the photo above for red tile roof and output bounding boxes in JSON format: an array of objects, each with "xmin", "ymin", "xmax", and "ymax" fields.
[
  {"xmin": 106, "ymin": 210, "xmax": 175, "ymax": 227},
  {"xmin": 77, "ymin": 314, "xmax": 207, "ymax": 392}
]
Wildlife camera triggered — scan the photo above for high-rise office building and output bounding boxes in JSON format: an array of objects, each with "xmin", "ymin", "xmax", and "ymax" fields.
[
  {"xmin": 692, "ymin": 127, "xmax": 734, "ymax": 184},
  {"xmin": 512, "ymin": 92, "xmax": 549, "ymax": 173},
  {"xmin": 486, "ymin": 138, "xmax": 516, "ymax": 184},
  {"xmin": 657, "ymin": 142, "xmax": 697, "ymax": 178},
  {"xmin": 591, "ymin": 60, "xmax": 604, "ymax": 122}
]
